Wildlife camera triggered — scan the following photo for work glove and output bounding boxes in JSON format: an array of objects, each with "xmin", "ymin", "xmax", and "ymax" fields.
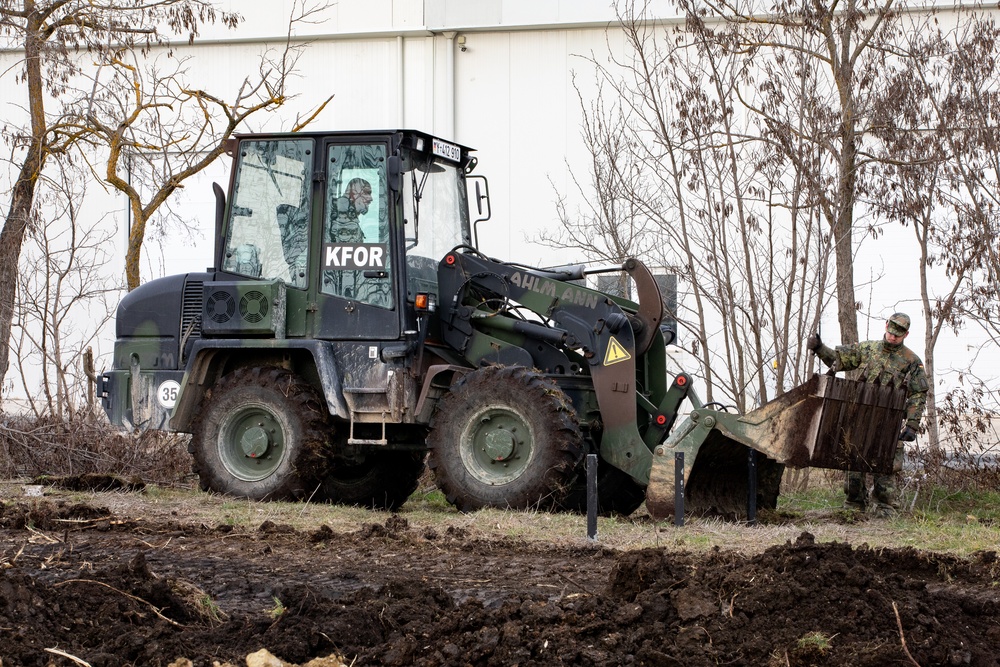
[
  {"xmin": 806, "ymin": 332, "xmax": 822, "ymax": 353},
  {"xmin": 898, "ymin": 425, "xmax": 917, "ymax": 442}
]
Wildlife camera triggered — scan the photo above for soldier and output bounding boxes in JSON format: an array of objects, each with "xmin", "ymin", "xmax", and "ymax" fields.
[
  {"xmin": 324, "ymin": 177, "xmax": 391, "ymax": 306},
  {"xmin": 807, "ymin": 312, "xmax": 928, "ymax": 516},
  {"xmin": 329, "ymin": 177, "xmax": 372, "ymax": 243}
]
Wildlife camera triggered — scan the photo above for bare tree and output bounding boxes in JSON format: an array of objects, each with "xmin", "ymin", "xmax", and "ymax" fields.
[
  {"xmin": 62, "ymin": 0, "xmax": 332, "ymax": 290},
  {"xmin": 0, "ymin": 0, "xmax": 240, "ymax": 405},
  {"xmin": 12, "ymin": 160, "xmax": 119, "ymax": 420},
  {"xmin": 872, "ymin": 10, "xmax": 1000, "ymax": 447},
  {"xmin": 676, "ymin": 0, "xmax": 906, "ymax": 350},
  {"xmin": 550, "ymin": 1, "xmax": 834, "ymax": 408},
  {"xmin": 918, "ymin": 14, "xmax": 1000, "ymax": 359},
  {"xmin": 588, "ymin": 0, "xmax": 997, "ymax": 420},
  {"xmin": 539, "ymin": 76, "xmax": 659, "ymax": 292}
]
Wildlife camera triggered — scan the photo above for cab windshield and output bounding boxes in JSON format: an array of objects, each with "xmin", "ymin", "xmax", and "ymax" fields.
[{"xmin": 401, "ymin": 151, "xmax": 470, "ymax": 301}]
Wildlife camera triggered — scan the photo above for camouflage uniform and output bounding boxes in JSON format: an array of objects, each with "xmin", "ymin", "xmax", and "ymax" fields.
[
  {"xmin": 324, "ymin": 195, "xmax": 391, "ymax": 307},
  {"xmin": 329, "ymin": 196, "xmax": 366, "ymax": 244},
  {"xmin": 812, "ymin": 313, "xmax": 928, "ymax": 513}
]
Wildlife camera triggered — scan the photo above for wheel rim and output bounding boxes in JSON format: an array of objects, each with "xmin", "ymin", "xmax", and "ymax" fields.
[
  {"xmin": 459, "ymin": 405, "xmax": 536, "ymax": 485},
  {"xmin": 218, "ymin": 401, "xmax": 287, "ymax": 482}
]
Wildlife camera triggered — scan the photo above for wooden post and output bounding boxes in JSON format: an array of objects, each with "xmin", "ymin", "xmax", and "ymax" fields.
[{"xmin": 83, "ymin": 347, "xmax": 97, "ymax": 417}]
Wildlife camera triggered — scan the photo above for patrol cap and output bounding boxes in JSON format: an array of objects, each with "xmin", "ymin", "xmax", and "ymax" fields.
[{"xmin": 887, "ymin": 312, "xmax": 910, "ymax": 335}]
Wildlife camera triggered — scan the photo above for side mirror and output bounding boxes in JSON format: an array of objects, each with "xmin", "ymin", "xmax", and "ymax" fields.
[{"xmin": 468, "ymin": 175, "xmax": 491, "ymax": 248}]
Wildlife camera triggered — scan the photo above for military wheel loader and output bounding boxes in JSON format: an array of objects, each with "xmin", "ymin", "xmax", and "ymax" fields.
[{"xmin": 98, "ymin": 129, "xmax": 908, "ymax": 518}]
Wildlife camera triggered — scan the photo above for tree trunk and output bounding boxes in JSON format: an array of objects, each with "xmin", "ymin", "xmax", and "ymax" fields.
[
  {"xmin": 0, "ymin": 170, "xmax": 39, "ymax": 402},
  {"xmin": 832, "ymin": 33, "xmax": 860, "ymax": 347},
  {"xmin": 0, "ymin": 7, "xmax": 48, "ymax": 403},
  {"xmin": 124, "ymin": 201, "xmax": 146, "ymax": 291},
  {"xmin": 832, "ymin": 149, "xmax": 860, "ymax": 346}
]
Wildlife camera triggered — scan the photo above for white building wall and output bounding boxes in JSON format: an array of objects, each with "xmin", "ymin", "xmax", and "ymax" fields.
[
  {"xmin": 125, "ymin": 2, "xmax": 639, "ymax": 274},
  {"xmin": 1, "ymin": 0, "xmax": 998, "ymax": 410},
  {"xmin": 0, "ymin": 0, "xmax": 643, "ymax": 278}
]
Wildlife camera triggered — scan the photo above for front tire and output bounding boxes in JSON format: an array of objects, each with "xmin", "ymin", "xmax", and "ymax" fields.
[
  {"xmin": 427, "ymin": 366, "xmax": 583, "ymax": 512},
  {"xmin": 189, "ymin": 367, "xmax": 330, "ymax": 501}
]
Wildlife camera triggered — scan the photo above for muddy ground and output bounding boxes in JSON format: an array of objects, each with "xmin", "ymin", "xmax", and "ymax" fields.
[{"xmin": 1, "ymin": 493, "xmax": 999, "ymax": 667}]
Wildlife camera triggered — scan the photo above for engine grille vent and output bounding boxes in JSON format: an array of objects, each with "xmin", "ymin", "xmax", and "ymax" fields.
[{"xmin": 180, "ymin": 280, "xmax": 204, "ymax": 338}]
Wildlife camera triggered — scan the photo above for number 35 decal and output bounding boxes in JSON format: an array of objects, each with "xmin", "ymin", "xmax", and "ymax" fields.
[{"xmin": 157, "ymin": 380, "xmax": 181, "ymax": 409}]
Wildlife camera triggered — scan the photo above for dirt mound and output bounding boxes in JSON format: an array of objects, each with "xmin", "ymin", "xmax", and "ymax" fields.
[
  {"xmin": 607, "ymin": 532, "xmax": 1000, "ymax": 666},
  {"xmin": 1, "ymin": 499, "xmax": 998, "ymax": 666}
]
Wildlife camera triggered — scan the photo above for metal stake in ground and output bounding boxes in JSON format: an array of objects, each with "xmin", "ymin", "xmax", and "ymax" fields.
[
  {"xmin": 586, "ymin": 454, "xmax": 598, "ymax": 540},
  {"xmin": 674, "ymin": 452, "xmax": 685, "ymax": 527}
]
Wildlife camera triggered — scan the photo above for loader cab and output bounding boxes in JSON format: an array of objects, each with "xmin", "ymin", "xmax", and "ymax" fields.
[{"xmin": 218, "ymin": 130, "xmax": 475, "ymax": 341}]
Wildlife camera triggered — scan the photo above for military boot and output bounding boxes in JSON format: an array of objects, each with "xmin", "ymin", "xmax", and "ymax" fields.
[
  {"xmin": 873, "ymin": 473, "xmax": 899, "ymax": 517},
  {"xmin": 843, "ymin": 472, "xmax": 868, "ymax": 510}
]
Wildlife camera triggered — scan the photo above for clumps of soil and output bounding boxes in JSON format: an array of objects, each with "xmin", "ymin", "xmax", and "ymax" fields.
[
  {"xmin": 258, "ymin": 520, "xmax": 297, "ymax": 535},
  {"xmin": 607, "ymin": 531, "xmax": 1000, "ymax": 666},
  {"xmin": 356, "ymin": 514, "xmax": 410, "ymax": 539},
  {"xmin": 0, "ymin": 498, "xmax": 115, "ymax": 530},
  {"xmin": 1, "ymin": 502, "xmax": 999, "ymax": 667}
]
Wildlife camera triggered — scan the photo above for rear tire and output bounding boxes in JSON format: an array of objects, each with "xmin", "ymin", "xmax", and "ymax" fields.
[
  {"xmin": 314, "ymin": 450, "xmax": 426, "ymax": 510},
  {"xmin": 427, "ymin": 366, "xmax": 583, "ymax": 512},
  {"xmin": 189, "ymin": 367, "xmax": 330, "ymax": 501}
]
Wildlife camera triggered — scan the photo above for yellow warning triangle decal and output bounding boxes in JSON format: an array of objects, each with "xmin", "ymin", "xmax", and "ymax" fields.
[{"xmin": 603, "ymin": 336, "xmax": 632, "ymax": 366}]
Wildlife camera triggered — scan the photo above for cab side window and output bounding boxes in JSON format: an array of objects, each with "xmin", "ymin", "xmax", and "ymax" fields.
[
  {"xmin": 223, "ymin": 139, "xmax": 313, "ymax": 288},
  {"xmin": 321, "ymin": 143, "xmax": 392, "ymax": 308}
]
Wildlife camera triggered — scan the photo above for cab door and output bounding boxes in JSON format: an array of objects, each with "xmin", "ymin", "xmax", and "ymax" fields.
[{"xmin": 311, "ymin": 139, "xmax": 401, "ymax": 341}]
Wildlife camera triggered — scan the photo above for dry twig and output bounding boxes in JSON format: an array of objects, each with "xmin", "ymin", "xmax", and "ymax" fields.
[
  {"xmin": 556, "ymin": 571, "xmax": 596, "ymax": 596},
  {"xmin": 53, "ymin": 579, "xmax": 184, "ymax": 627},
  {"xmin": 893, "ymin": 600, "xmax": 922, "ymax": 667},
  {"xmin": 26, "ymin": 525, "xmax": 60, "ymax": 544},
  {"xmin": 43, "ymin": 647, "xmax": 92, "ymax": 666}
]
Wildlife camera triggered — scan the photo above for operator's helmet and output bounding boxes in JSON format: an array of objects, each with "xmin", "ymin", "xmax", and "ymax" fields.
[{"xmin": 887, "ymin": 312, "xmax": 910, "ymax": 336}]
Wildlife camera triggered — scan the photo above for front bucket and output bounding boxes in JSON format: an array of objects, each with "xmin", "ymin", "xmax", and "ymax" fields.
[
  {"xmin": 809, "ymin": 375, "xmax": 908, "ymax": 473},
  {"xmin": 645, "ymin": 415, "xmax": 786, "ymax": 519},
  {"xmin": 683, "ymin": 430, "xmax": 785, "ymax": 517},
  {"xmin": 645, "ymin": 374, "xmax": 907, "ymax": 520}
]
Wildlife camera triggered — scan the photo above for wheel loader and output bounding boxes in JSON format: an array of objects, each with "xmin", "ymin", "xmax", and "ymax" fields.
[{"xmin": 98, "ymin": 129, "xmax": 907, "ymax": 518}]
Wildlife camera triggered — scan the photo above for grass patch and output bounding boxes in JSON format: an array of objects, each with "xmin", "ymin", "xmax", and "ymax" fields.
[
  {"xmin": 796, "ymin": 631, "xmax": 834, "ymax": 651},
  {"xmin": 197, "ymin": 595, "xmax": 226, "ymax": 624},
  {"xmin": 3, "ymin": 413, "xmax": 998, "ymax": 557},
  {"xmin": 5, "ymin": 478, "xmax": 1000, "ymax": 556},
  {"xmin": 407, "ymin": 486, "xmax": 456, "ymax": 511},
  {"xmin": 907, "ymin": 488, "xmax": 1000, "ymax": 520},
  {"xmin": 268, "ymin": 596, "xmax": 286, "ymax": 620},
  {"xmin": 778, "ymin": 485, "xmax": 845, "ymax": 512}
]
